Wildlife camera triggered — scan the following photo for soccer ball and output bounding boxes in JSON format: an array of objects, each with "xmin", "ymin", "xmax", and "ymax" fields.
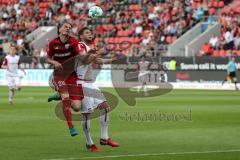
[{"xmin": 88, "ymin": 6, "xmax": 103, "ymax": 18}]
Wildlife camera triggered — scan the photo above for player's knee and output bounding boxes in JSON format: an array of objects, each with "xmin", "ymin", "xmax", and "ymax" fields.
[
  {"xmin": 99, "ymin": 102, "xmax": 110, "ymax": 111},
  {"xmin": 71, "ymin": 101, "xmax": 81, "ymax": 112},
  {"xmin": 61, "ymin": 93, "xmax": 69, "ymax": 99}
]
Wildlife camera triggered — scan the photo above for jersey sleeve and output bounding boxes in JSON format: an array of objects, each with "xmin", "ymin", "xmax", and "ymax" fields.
[
  {"xmin": 2, "ymin": 57, "xmax": 8, "ymax": 66},
  {"xmin": 76, "ymin": 42, "xmax": 88, "ymax": 55},
  {"xmin": 47, "ymin": 41, "xmax": 54, "ymax": 56},
  {"xmin": 71, "ymin": 38, "xmax": 82, "ymax": 55}
]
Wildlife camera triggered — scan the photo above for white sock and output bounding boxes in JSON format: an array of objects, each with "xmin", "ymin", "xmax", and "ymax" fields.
[
  {"xmin": 100, "ymin": 109, "xmax": 109, "ymax": 140},
  {"xmin": 9, "ymin": 89, "xmax": 14, "ymax": 102},
  {"xmin": 138, "ymin": 85, "xmax": 144, "ymax": 92},
  {"xmin": 143, "ymin": 85, "xmax": 148, "ymax": 94},
  {"xmin": 81, "ymin": 114, "xmax": 94, "ymax": 145}
]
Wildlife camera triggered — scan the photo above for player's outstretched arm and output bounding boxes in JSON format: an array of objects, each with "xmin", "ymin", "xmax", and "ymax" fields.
[
  {"xmin": 79, "ymin": 47, "xmax": 106, "ymax": 64},
  {"xmin": 94, "ymin": 54, "xmax": 118, "ymax": 64}
]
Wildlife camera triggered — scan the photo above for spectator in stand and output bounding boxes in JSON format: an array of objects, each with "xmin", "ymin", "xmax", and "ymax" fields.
[
  {"xmin": 166, "ymin": 22, "xmax": 178, "ymax": 36},
  {"xmin": 1, "ymin": 0, "xmax": 235, "ymax": 58},
  {"xmin": 224, "ymin": 28, "xmax": 234, "ymax": 50},
  {"xmin": 200, "ymin": 42, "xmax": 212, "ymax": 56},
  {"xmin": 209, "ymin": 34, "xmax": 220, "ymax": 50},
  {"xmin": 135, "ymin": 24, "xmax": 143, "ymax": 36},
  {"xmin": 234, "ymin": 32, "xmax": 240, "ymax": 50},
  {"xmin": 193, "ymin": 6, "xmax": 205, "ymax": 21}
]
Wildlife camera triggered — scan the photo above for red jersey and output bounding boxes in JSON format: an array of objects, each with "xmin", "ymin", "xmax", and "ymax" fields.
[
  {"xmin": 47, "ymin": 36, "xmax": 80, "ymax": 64},
  {"xmin": 47, "ymin": 36, "xmax": 80, "ymax": 77}
]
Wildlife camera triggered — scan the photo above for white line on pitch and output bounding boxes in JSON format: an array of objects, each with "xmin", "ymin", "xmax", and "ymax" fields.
[{"xmin": 42, "ymin": 149, "xmax": 240, "ymax": 160}]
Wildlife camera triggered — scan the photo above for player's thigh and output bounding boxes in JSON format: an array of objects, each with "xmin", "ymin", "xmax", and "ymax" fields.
[
  {"xmin": 71, "ymin": 100, "xmax": 82, "ymax": 110},
  {"xmin": 84, "ymin": 83, "xmax": 108, "ymax": 110},
  {"xmin": 53, "ymin": 76, "xmax": 69, "ymax": 98},
  {"xmin": 6, "ymin": 76, "xmax": 15, "ymax": 88},
  {"xmin": 97, "ymin": 101, "xmax": 110, "ymax": 111},
  {"xmin": 81, "ymin": 96, "xmax": 95, "ymax": 113},
  {"xmin": 14, "ymin": 77, "xmax": 21, "ymax": 87},
  {"xmin": 139, "ymin": 74, "xmax": 148, "ymax": 83}
]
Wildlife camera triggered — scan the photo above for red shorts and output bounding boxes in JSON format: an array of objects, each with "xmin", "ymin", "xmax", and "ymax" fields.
[{"xmin": 53, "ymin": 74, "xmax": 83, "ymax": 100}]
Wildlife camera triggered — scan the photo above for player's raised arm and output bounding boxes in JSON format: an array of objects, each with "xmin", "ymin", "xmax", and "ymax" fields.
[
  {"xmin": 94, "ymin": 53, "xmax": 118, "ymax": 64},
  {"xmin": 74, "ymin": 42, "xmax": 106, "ymax": 64}
]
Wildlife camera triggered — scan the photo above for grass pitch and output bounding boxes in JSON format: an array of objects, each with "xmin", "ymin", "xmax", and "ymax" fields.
[{"xmin": 0, "ymin": 87, "xmax": 240, "ymax": 160}]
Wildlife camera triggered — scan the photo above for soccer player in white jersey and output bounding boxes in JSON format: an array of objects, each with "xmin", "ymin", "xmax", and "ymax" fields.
[
  {"xmin": 1, "ymin": 43, "xmax": 25, "ymax": 104},
  {"xmin": 76, "ymin": 27, "xmax": 119, "ymax": 152},
  {"xmin": 138, "ymin": 55, "xmax": 150, "ymax": 96}
]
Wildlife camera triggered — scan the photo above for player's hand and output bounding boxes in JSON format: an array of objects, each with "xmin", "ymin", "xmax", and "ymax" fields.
[
  {"xmin": 111, "ymin": 54, "xmax": 118, "ymax": 61},
  {"xmin": 97, "ymin": 47, "xmax": 106, "ymax": 55},
  {"xmin": 53, "ymin": 61, "xmax": 63, "ymax": 70}
]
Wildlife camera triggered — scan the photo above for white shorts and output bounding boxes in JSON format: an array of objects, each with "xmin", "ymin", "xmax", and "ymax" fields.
[
  {"xmin": 81, "ymin": 82, "xmax": 106, "ymax": 113},
  {"xmin": 6, "ymin": 76, "xmax": 21, "ymax": 88},
  {"xmin": 138, "ymin": 72, "xmax": 149, "ymax": 83}
]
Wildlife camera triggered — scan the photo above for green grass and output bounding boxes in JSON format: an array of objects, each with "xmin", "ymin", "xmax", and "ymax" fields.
[{"xmin": 0, "ymin": 87, "xmax": 240, "ymax": 160}]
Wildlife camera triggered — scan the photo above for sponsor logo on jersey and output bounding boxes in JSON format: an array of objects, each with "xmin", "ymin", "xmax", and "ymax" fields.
[{"xmin": 65, "ymin": 44, "xmax": 70, "ymax": 49}]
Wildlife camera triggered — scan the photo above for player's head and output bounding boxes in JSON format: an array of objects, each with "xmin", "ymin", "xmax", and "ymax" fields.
[
  {"xmin": 58, "ymin": 22, "xmax": 72, "ymax": 36},
  {"xmin": 78, "ymin": 27, "xmax": 94, "ymax": 43},
  {"xmin": 9, "ymin": 43, "xmax": 17, "ymax": 56},
  {"xmin": 231, "ymin": 56, "xmax": 235, "ymax": 62},
  {"xmin": 140, "ymin": 55, "xmax": 146, "ymax": 61}
]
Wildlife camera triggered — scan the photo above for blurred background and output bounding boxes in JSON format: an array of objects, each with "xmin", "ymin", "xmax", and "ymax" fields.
[{"xmin": 0, "ymin": 0, "xmax": 239, "ymax": 88}]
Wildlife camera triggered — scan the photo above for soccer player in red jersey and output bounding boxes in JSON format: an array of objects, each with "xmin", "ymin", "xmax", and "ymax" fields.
[
  {"xmin": 46, "ymin": 23, "xmax": 105, "ymax": 136},
  {"xmin": 45, "ymin": 22, "xmax": 84, "ymax": 136}
]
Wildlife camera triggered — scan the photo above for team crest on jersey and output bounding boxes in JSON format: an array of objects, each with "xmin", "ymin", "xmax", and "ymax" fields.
[{"xmin": 65, "ymin": 44, "xmax": 70, "ymax": 49}]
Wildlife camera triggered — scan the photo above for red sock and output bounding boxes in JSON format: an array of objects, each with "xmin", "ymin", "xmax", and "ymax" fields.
[{"xmin": 62, "ymin": 99, "xmax": 73, "ymax": 129}]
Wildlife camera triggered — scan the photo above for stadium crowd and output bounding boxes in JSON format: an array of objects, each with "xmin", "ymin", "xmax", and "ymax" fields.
[
  {"xmin": 0, "ymin": 0, "xmax": 236, "ymax": 61},
  {"xmin": 200, "ymin": 1, "xmax": 240, "ymax": 56}
]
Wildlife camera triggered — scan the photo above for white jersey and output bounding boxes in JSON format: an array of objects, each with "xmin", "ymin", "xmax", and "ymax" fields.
[
  {"xmin": 138, "ymin": 61, "xmax": 150, "ymax": 75},
  {"xmin": 2, "ymin": 55, "xmax": 20, "ymax": 77},
  {"xmin": 76, "ymin": 42, "xmax": 93, "ymax": 80},
  {"xmin": 76, "ymin": 42, "xmax": 106, "ymax": 112}
]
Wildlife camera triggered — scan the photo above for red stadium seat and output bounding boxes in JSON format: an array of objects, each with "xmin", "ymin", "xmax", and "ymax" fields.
[
  {"xmin": 235, "ymin": 7, "xmax": 240, "ymax": 14},
  {"xmin": 209, "ymin": 8, "xmax": 216, "ymax": 15},
  {"xmin": 213, "ymin": 2, "xmax": 219, "ymax": 8},
  {"xmin": 219, "ymin": 50, "xmax": 226, "ymax": 56},
  {"xmin": 129, "ymin": 5, "xmax": 135, "ymax": 11},
  {"xmin": 114, "ymin": 37, "xmax": 121, "ymax": 43},
  {"xmin": 192, "ymin": 2, "xmax": 198, "ymax": 8},
  {"xmin": 2, "ymin": 0, "xmax": 8, "ymax": 4},
  {"xmin": 209, "ymin": 2, "xmax": 214, "ymax": 8},
  {"xmin": 117, "ymin": 30, "xmax": 124, "ymax": 37},
  {"xmin": 133, "ymin": 37, "xmax": 141, "ymax": 44},
  {"xmin": 166, "ymin": 36, "xmax": 172, "ymax": 43},
  {"xmin": 212, "ymin": 50, "xmax": 220, "ymax": 56},
  {"xmin": 116, "ymin": 24, "xmax": 123, "ymax": 30},
  {"xmin": 171, "ymin": 36, "xmax": 177, "ymax": 42},
  {"xmin": 136, "ymin": 4, "xmax": 142, "ymax": 11},
  {"xmin": 136, "ymin": 11, "xmax": 142, "ymax": 16},
  {"xmin": 218, "ymin": 1, "xmax": 224, "ymax": 8}
]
